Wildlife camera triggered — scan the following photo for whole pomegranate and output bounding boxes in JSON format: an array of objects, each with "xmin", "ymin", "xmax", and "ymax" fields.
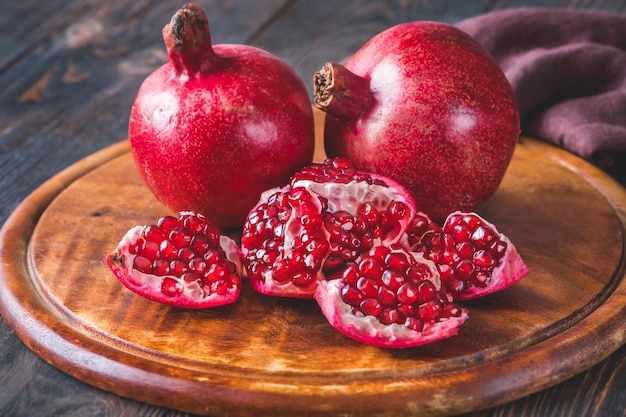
[
  {"xmin": 129, "ymin": 4, "xmax": 314, "ymax": 228},
  {"xmin": 314, "ymin": 22, "xmax": 520, "ymax": 221}
]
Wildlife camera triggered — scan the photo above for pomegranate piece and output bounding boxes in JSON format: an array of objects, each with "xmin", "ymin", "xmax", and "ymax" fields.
[
  {"xmin": 129, "ymin": 4, "xmax": 314, "ymax": 228},
  {"xmin": 314, "ymin": 246, "xmax": 468, "ymax": 348},
  {"xmin": 314, "ymin": 22, "xmax": 520, "ymax": 221},
  {"xmin": 241, "ymin": 158, "xmax": 416, "ymax": 297},
  {"xmin": 241, "ymin": 187, "xmax": 330, "ymax": 298},
  {"xmin": 411, "ymin": 211, "xmax": 529, "ymax": 301},
  {"xmin": 291, "ymin": 157, "xmax": 416, "ymax": 279},
  {"xmin": 107, "ymin": 212, "xmax": 242, "ymax": 308}
]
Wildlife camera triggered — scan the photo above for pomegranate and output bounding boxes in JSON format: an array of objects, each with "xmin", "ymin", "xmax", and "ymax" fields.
[
  {"xmin": 314, "ymin": 246, "xmax": 468, "ymax": 348},
  {"xmin": 313, "ymin": 21, "xmax": 520, "ymax": 221},
  {"xmin": 409, "ymin": 211, "xmax": 529, "ymax": 301},
  {"xmin": 129, "ymin": 3, "xmax": 314, "ymax": 228},
  {"xmin": 241, "ymin": 158, "xmax": 416, "ymax": 297},
  {"xmin": 107, "ymin": 212, "xmax": 242, "ymax": 308}
]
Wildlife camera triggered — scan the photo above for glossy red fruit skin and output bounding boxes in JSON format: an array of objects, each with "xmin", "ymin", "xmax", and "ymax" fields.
[
  {"xmin": 129, "ymin": 4, "xmax": 314, "ymax": 228},
  {"xmin": 315, "ymin": 22, "xmax": 520, "ymax": 222}
]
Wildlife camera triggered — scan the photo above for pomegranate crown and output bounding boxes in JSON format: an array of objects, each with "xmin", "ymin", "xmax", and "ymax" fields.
[{"xmin": 162, "ymin": 3, "xmax": 216, "ymax": 75}]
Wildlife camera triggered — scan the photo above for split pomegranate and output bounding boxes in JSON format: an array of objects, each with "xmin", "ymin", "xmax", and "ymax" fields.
[
  {"xmin": 129, "ymin": 3, "xmax": 314, "ymax": 228},
  {"xmin": 107, "ymin": 212, "xmax": 242, "ymax": 308},
  {"xmin": 314, "ymin": 246, "xmax": 468, "ymax": 348},
  {"xmin": 241, "ymin": 158, "xmax": 415, "ymax": 297},
  {"xmin": 241, "ymin": 186, "xmax": 331, "ymax": 298},
  {"xmin": 409, "ymin": 211, "xmax": 529, "ymax": 301},
  {"xmin": 314, "ymin": 21, "xmax": 520, "ymax": 221}
]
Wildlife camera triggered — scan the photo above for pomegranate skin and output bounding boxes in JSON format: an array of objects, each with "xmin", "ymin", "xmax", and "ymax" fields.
[
  {"xmin": 130, "ymin": 4, "xmax": 314, "ymax": 228},
  {"xmin": 315, "ymin": 22, "xmax": 520, "ymax": 222}
]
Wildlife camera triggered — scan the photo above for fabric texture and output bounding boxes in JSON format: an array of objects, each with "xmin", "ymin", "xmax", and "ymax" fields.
[{"xmin": 457, "ymin": 8, "xmax": 626, "ymax": 186}]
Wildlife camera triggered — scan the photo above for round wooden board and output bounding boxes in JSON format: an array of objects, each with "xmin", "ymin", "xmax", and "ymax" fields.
[{"xmin": 1, "ymin": 109, "xmax": 626, "ymax": 417}]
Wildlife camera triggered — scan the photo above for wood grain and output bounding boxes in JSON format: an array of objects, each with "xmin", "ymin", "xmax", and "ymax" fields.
[{"xmin": 1, "ymin": 108, "xmax": 625, "ymax": 416}]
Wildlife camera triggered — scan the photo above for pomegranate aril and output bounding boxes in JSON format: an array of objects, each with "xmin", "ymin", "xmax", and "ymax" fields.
[
  {"xmin": 133, "ymin": 255, "xmax": 153, "ymax": 274},
  {"xmin": 153, "ymin": 259, "xmax": 170, "ymax": 276},
  {"xmin": 160, "ymin": 240, "xmax": 178, "ymax": 261},
  {"xmin": 144, "ymin": 225, "xmax": 166, "ymax": 243},
  {"xmin": 385, "ymin": 252, "xmax": 410, "ymax": 272},
  {"xmin": 381, "ymin": 269, "xmax": 404, "ymax": 291},
  {"xmin": 157, "ymin": 215, "xmax": 179, "ymax": 234},
  {"xmin": 178, "ymin": 247, "xmax": 195, "ymax": 262},
  {"xmin": 141, "ymin": 240, "xmax": 160, "ymax": 260},
  {"xmin": 356, "ymin": 277, "xmax": 379, "ymax": 299},
  {"xmin": 417, "ymin": 280, "xmax": 437, "ymax": 303},
  {"xmin": 189, "ymin": 257, "xmax": 207, "ymax": 275},
  {"xmin": 377, "ymin": 286, "xmax": 396, "ymax": 307},
  {"xmin": 396, "ymin": 282, "xmax": 418, "ymax": 304},
  {"xmin": 170, "ymin": 259, "xmax": 189, "ymax": 276},
  {"xmin": 341, "ymin": 285, "xmax": 363, "ymax": 307},
  {"xmin": 161, "ymin": 277, "xmax": 182, "ymax": 297},
  {"xmin": 418, "ymin": 300, "xmax": 442, "ymax": 322},
  {"xmin": 360, "ymin": 298, "xmax": 383, "ymax": 316},
  {"xmin": 169, "ymin": 228, "xmax": 192, "ymax": 248},
  {"xmin": 191, "ymin": 234, "xmax": 211, "ymax": 255}
]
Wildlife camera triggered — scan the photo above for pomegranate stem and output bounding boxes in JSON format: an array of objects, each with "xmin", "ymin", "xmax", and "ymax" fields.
[
  {"xmin": 313, "ymin": 62, "xmax": 374, "ymax": 120},
  {"xmin": 162, "ymin": 3, "xmax": 218, "ymax": 76}
]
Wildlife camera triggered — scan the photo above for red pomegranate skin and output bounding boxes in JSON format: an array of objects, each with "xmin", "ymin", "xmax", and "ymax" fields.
[
  {"xmin": 130, "ymin": 5, "xmax": 314, "ymax": 228},
  {"xmin": 317, "ymin": 22, "xmax": 520, "ymax": 222}
]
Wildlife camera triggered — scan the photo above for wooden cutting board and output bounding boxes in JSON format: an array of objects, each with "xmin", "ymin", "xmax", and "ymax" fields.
[{"xmin": 1, "ymin": 108, "xmax": 625, "ymax": 417}]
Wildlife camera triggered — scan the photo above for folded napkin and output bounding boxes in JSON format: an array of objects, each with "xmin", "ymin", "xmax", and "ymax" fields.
[{"xmin": 457, "ymin": 8, "xmax": 626, "ymax": 186}]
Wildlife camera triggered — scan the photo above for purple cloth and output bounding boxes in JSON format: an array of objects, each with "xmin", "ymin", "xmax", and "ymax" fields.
[{"xmin": 457, "ymin": 8, "xmax": 626, "ymax": 186}]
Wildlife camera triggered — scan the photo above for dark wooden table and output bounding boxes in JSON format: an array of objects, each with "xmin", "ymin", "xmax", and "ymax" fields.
[{"xmin": 1, "ymin": 1, "xmax": 625, "ymax": 416}]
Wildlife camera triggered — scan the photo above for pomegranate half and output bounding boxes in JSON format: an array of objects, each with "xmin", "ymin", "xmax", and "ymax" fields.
[
  {"xmin": 129, "ymin": 4, "xmax": 314, "ymax": 228},
  {"xmin": 314, "ymin": 21, "xmax": 520, "ymax": 221}
]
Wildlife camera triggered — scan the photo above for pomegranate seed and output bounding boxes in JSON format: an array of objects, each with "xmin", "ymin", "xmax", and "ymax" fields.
[
  {"xmin": 189, "ymin": 257, "xmax": 207, "ymax": 275},
  {"xmin": 169, "ymin": 228, "xmax": 192, "ymax": 248},
  {"xmin": 157, "ymin": 215, "xmax": 179, "ymax": 234},
  {"xmin": 341, "ymin": 285, "xmax": 364, "ymax": 307},
  {"xmin": 357, "ymin": 202, "xmax": 380, "ymax": 226},
  {"xmin": 418, "ymin": 300, "xmax": 441, "ymax": 321},
  {"xmin": 204, "ymin": 248, "xmax": 225, "ymax": 264},
  {"xmin": 386, "ymin": 201, "xmax": 407, "ymax": 220},
  {"xmin": 293, "ymin": 271, "xmax": 315, "ymax": 288},
  {"xmin": 356, "ymin": 277, "xmax": 379, "ymax": 299},
  {"xmin": 161, "ymin": 277, "xmax": 182, "ymax": 297},
  {"xmin": 455, "ymin": 259, "xmax": 475, "ymax": 280},
  {"xmin": 360, "ymin": 298, "xmax": 383, "ymax": 316},
  {"xmin": 141, "ymin": 240, "xmax": 160, "ymax": 260},
  {"xmin": 359, "ymin": 257, "xmax": 384, "ymax": 281},
  {"xmin": 170, "ymin": 259, "xmax": 189, "ymax": 276},
  {"xmin": 178, "ymin": 247, "xmax": 195, "ymax": 262},
  {"xmin": 144, "ymin": 225, "xmax": 165, "ymax": 243},
  {"xmin": 405, "ymin": 317, "xmax": 424, "ymax": 332},
  {"xmin": 160, "ymin": 240, "xmax": 178, "ymax": 261},
  {"xmin": 379, "ymin": 308, "xmax": 401, "ymax": 325},
  {"xmin": 385, "ymin": 252, "xmax": 410, "ymax": 272},
  {"xmin": 417, "ymin": 280, "xmax": 437, "ymax": 303},
  {"xmin": 473, "ymin": 250, "xmax": 493, "ymax": 268},
  {"xmin": 381, "ymin": 269, "xmax": 404, "ymax": 291},
  {"xmin": 133, "ymin": 255, "xmax": 153, "ymax": 274},
  {"xmin": 377, "ymin": 286, "xmax": 396, "ymax": 306},
  {"xmin": 153, "ymin": 259, "xmax": 170, "ymax": 276},
  {"xmin": 191, "ymin": 234, "xmax": 211, "ymax": 255},
  {"xmin": 396, "ymin": 282, "xmax": 418, "ymax": 304}
]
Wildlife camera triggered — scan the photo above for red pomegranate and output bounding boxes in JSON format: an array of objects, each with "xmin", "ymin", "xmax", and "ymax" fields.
[
  {"xmin": 129, "ymin": 4, "xmax": 314, "ymax": 228},
  {"xmin": 314, "ymin": 21, "xmax": 520, "ymax": 221}
]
